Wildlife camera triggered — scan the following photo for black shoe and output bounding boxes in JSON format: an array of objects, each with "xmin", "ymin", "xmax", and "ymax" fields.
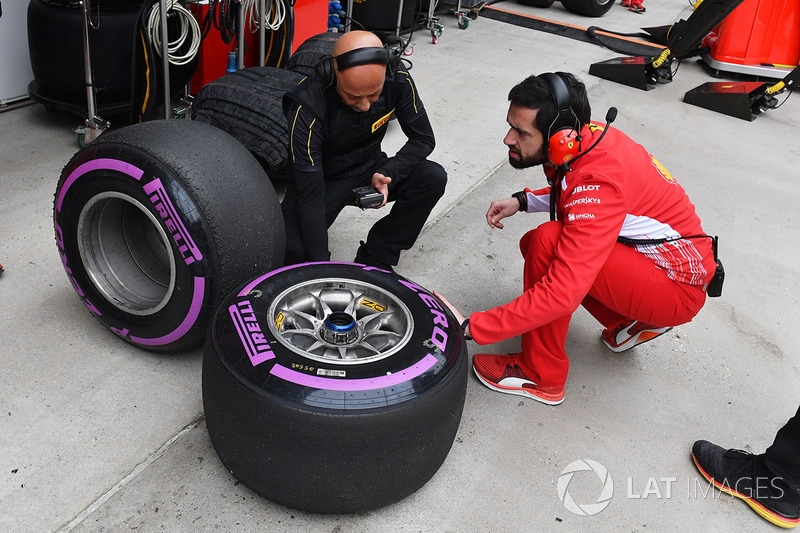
[
  {"xmin": 354, "ymin": 241, "xmax": 394, "ymax": 273},
  {"xmin": 691, "ymin": 440, "xmax": 800, "ymax": 528}
]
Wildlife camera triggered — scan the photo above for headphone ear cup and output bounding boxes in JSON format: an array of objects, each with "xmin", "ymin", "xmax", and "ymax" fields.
[
  {"xmin": 314, "ymin": 56, "xmax": 335, "ymax": 87},
  {"xmin": 388, "ymin": 47, "xmax": 402, "ymax": 74},
  {"xmin": 548, "ymin": 127, "xmax": 580, "ymax": 165}
]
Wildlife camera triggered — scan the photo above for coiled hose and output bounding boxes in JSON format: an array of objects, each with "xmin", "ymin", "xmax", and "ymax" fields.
[{"xmin": 147, "ymin": 0, "xmax": 202, "ymax": 66}]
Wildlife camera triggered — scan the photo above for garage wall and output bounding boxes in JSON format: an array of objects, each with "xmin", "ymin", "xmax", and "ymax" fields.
[{"xmin": 0, "ymin": 1, "xmax": 34, "ymax": 104}]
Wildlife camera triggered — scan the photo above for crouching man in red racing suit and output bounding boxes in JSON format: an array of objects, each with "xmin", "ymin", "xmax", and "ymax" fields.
[{"xmin": 436, "ymin": 72, "xmax": 718, "ymax": 406}]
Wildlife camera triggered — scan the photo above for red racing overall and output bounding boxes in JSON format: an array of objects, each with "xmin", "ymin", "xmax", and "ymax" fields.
[{"xmin": 468, "ymin": 122, "xmax": 716, "ymax": 388}]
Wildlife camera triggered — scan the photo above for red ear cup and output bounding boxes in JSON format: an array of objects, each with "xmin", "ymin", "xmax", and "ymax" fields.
[{"xmin": 548, "ymin": 127, "xmax": 580, "ymax": 165}]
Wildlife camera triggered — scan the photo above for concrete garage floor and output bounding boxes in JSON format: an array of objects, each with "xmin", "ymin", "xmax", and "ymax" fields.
[{"xmin": 2, "ymin": 0, "xmax": 799, "ymax": 531}]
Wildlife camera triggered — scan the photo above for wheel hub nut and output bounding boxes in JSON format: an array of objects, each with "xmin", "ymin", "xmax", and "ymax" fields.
[{"xmin": 321, "ymin": 312, "xmax": 358, "ymax": 345}]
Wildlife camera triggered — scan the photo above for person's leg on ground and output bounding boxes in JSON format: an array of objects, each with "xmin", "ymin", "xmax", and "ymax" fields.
[
  {"xmin": 473, "ymin": 221, "xmax": 568, "ymax": 405},
  {"xmin": 359, "ymin": 160, "xmax": 447, "ymax": 267},
  {"xmin": 765, "ymin": 405, "xmax": 800, "ymax": 500},
  {"xmin": 692, "ymin": 404, "xmax": 800, "ymax": 528},
  {"xmin": 583, "ymin": 242, "xmax": 707, "ymax": 352},
  {"xmin": 281, "ymin": 179, "xmax": 359, "ymax": 264}
]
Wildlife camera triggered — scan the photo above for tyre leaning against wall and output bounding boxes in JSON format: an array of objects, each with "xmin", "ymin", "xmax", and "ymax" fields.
[{"xmin": 54, "ymin": 119, "xmax": 286, "ymax": 353}]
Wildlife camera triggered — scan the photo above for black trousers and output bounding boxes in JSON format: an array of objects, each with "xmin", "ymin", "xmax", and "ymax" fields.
[
  {"xmin": 282, "ymin": 158, "xmax": 447, "ymax": 265},
  {"xmin": 764, "ymin": 404, "xmax": 800, "ymax": 494}
]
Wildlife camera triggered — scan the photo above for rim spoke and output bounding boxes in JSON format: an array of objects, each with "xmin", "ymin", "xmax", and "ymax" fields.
[
  {"xmin": 312, "ymin": 290, "xmax": 335, "ymax": 316},
  {"xmin": 284, "ymin": 328, "xmax": 317, "ymax": 339},
  {"xmin": 357, "ymin": 313, "xmax": 384, "ymax": 330},
  {"xmin": 353, "ymin": 340, "xmax": 381, "ymax": 355},
  {"xmin": 304, "ymin": 340, "xmax": 326, "ymax": 354},
  {"xmin": 337, "ymin": 346, "xmax": 353, "ymax": 359},
  {"xmin": 287, "ymin": 309, "xmax": 320, "ymax": 329},
  {"xmin": 343, "ymin": 291, "xmax": 364, "ymax": 315},
  {"xmin": 362, "ymin": 330, "xmax": 402, "ymax": 340},
  {"xmin": 269, "ymin": 278, "xmax": 413, "ymax": 364}
]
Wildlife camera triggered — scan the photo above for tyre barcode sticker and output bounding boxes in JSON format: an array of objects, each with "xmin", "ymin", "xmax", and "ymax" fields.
[{"xmin": 317, "ymin": 368, "xmax": 346, "ymax": 377}]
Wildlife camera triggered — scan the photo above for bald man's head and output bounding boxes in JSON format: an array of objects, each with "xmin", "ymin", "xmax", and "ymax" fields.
[
  {"xmin": 331, "ymin": 31, "xmax": 387, "ymax": 113},
  {"xmin": 333, "ymin": 30, "xmax": 383, "ymax": 57}
]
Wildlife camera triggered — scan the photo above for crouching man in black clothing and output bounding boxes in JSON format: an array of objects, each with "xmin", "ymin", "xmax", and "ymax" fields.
[{"xmin": 281, "ymin": 30, "xmax": 447, "ymax": 271}]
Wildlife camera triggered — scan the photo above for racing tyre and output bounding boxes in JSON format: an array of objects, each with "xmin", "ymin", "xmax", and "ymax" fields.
[
  {"xmin": 517, "ymin": 0, "xmax": 555, "ymax": 7},
  {"xmin": 192, "ymin": 66, "xmax": 305, "ymax": 176},
  {"xmin": 286, "ymin": 32, "xmax": 341, "ymax": 78},
  {"xmin": 203, "ymin": 263, "xmax": 468, "ymax": 513},
  {"xmin": 560, "ymin": 0, "xmax": 614, "ymax": 17},
  {"xmin": 54, "ymin": 119, "xmax": 285, "ymax": 353}
]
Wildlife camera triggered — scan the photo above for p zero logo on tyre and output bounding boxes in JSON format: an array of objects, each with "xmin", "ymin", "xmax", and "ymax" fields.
[
  {"xmin": 53, "ymin": 120, "xmax": 285, "ymax": 353},
  {"xmin": 202, "ymin": 262, "xmax": 469, "ymax": 513}
]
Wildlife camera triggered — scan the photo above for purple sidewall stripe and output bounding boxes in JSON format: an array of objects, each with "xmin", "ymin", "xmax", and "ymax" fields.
[
  {"xmin": 57, "ymin": 158, "xmax": 145, "ymax": 212},
  {"xmin": 130, "ymin": 277, "xmax": 206, "ymax": 345},
  {"xmin": 237, "ymin": 262, "xmax": 367, "ymax": 296},
  {"xmin": 269, "ymin": 353, "xmax": 439, "ymax": 391}
]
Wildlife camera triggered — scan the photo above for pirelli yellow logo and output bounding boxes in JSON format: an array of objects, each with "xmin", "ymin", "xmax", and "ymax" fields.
[{"xmin": 372, "ymin": 110, "xmax": 394, "ymax": 133}]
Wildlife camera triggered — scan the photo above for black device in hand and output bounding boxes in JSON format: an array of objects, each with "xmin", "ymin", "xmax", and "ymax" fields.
[{"xmin": 353, "ymin": 186, "xmax": 384, "ymax": 209}]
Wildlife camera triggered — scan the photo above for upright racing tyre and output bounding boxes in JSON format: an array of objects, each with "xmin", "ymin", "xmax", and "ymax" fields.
[
  {"xmin": 560, "ymin": 0, "xmax": 614, "ymax": 17},
  {"xmin": 203, "ymin": 263, "xmax": 468, "ymax": 513},
  {"xmin": 54, "ymin": 119, "xmax": 285, "ymax": 353}
]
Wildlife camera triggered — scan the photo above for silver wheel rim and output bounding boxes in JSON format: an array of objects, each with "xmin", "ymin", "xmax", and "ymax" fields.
[
  {"xmin": 266, "ymin": 278, "xmax": 414, "ymax": 364},
  {"xmin": 77, "ymin": 192, "xmax": 177, "ymax": 316}
]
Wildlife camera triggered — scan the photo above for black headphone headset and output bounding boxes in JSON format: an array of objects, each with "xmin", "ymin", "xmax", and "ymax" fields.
[
  {"xmin": 540, "ymin": 72, "xmax": 583, "ymax": 167},
  {"xmin": 540, "ymin": 72, "xmax": 618, "ymax": 220},
  {"xmin": 540, "ymin": 72, "xmax": 618, "ymax": 173},
  {"xmin": 315, "ymin": 46, "xmax": 403, "ymax": 88}
]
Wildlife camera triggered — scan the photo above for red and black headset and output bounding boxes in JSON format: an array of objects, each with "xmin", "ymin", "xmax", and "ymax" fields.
[
  {"xmin": 541, "ymin": 72, "xmax": 617, "ymax": 172},
  {"xmin": 540, "ymin": 72, "xmax": 617, "ymax": 220},
  {"xmin": 540, "ymin": 72, "xmax": 583, "ymax": 167}
]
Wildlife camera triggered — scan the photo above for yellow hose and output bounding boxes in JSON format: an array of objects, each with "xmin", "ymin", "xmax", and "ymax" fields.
[
  {"xmin": 766, "ymin": 81, "xmax": 786, "ymax": 95},
  {"xmin": 652, "ymin": 48, "xmax": 671, "ymax": 68}
]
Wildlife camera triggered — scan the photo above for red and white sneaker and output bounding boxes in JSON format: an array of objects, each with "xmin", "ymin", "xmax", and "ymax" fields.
[
  {"xmin": 472, "ymin": 353, "xmax": 565, "ymax": 405},
  {"xmin": 602, "ymin": 320, "xmax": 672, "ymax": 352}
]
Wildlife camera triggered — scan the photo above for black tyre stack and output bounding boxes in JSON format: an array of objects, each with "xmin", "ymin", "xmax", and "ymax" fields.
[{"xmin": 191, "ymin": 32, "xmax": 341, "ymax": 177}]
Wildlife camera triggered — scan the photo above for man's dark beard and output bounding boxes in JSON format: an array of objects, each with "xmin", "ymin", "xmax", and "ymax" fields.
[{"xmin": 509, "ymin": 151, "xmax": 548, "ymax": 169}]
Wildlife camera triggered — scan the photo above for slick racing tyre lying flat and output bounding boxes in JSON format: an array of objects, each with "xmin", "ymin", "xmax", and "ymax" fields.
[
  {"xmin": 191, "ymin": 66, "xmax": 305, "ymax": 176},
  {"xmin": 561, "ymin": 0, "xmax": 614, "ymax": 17},
  {"xmin": 203, "ymin": 263, "xmax": 468, "ymax": 513},
  {"xmin": 54, "ymin": 119, "xmax": 285, "ymax": 353},
  {"xmin": 285, "ymin": 32, "xmax": 341, "ymax": 78}
]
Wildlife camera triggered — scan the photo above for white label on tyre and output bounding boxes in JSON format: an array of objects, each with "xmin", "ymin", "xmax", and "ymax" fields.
[{"xmin": 317, "ymin": 368, "xmax": 347, "ymax": 377}]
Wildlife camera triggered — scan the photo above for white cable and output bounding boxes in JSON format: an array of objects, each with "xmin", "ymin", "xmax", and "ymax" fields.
[
  {"xmin": 147, "ymin": 0, "xmax": 202, "ymax": 66},
  {"xmin": 242, "ymin": 0, "xmax": 286, "ymax": 33}
]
